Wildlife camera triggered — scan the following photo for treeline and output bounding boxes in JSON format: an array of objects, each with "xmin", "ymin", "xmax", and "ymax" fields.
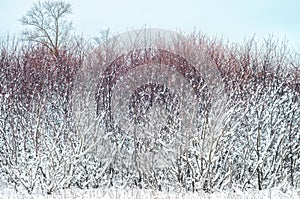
[{"xmin": 0, "ymin": 32, "xmax": 299, "ymax": 194}]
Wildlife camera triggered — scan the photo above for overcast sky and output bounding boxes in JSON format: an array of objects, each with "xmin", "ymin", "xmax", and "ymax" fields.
[{"xmin": 1, "ymin": 0, "xmax": 300, "ymax": 47}]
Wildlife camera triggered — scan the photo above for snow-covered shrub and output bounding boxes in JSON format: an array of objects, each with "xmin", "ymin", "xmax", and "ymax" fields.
[{"xmin": 0, "ymin": 31, "xmax": 299, "ymax": 194}]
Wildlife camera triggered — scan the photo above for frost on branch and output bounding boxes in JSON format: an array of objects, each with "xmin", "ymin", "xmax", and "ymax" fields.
[{"xmin": 0, "ymin": 30, "xmax": 299, "ymax": 194}]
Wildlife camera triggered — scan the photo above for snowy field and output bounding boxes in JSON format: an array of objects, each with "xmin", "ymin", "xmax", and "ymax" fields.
[{"xmin": 0, "ymin": 187, "xmax": 299, "ymax": 199}]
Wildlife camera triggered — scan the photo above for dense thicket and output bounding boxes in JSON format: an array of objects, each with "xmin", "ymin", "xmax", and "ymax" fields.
[{"xmin": 0, "ymin": 32, "xmax": 299, "ymax": 194}]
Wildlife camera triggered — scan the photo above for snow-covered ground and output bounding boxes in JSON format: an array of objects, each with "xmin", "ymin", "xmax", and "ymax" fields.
[{"xmin": 0, "ymin": 187, "xmax": 299, "ymax": 199}]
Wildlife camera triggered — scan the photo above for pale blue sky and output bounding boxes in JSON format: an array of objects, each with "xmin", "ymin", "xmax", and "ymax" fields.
[{"xmin": 1, "ymin": 0, "xmax": 299, "ymax": 47}]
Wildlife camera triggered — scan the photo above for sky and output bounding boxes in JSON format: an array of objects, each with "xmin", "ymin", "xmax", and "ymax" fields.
[{"xmin": 0, "ymin": 0, "xmax": 300, "ymax": 48}]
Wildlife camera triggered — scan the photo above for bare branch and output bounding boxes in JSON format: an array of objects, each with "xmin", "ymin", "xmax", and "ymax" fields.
[{"xmin": 19, "ymin": 0, "xmax": 73, "ymax": 56}]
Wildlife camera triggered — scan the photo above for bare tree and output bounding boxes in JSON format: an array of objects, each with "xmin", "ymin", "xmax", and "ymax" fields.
[{"xmin": 19, "ymin": 0, "xmax": 73, "ymax": 56}]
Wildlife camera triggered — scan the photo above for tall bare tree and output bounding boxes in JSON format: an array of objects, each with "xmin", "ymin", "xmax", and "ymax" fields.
[{"xmin": 20, "ymin": 0, "xmax": 73, "ymax": 56}]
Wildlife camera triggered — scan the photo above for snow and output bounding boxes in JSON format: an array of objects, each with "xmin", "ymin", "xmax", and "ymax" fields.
[
  {"xmin": 0, "ymin": 187, "xmax": 299, "ymax": 199},
  {"xmin": 1, "ymin": 28, "xmax": 299, "ymax": 198}
]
